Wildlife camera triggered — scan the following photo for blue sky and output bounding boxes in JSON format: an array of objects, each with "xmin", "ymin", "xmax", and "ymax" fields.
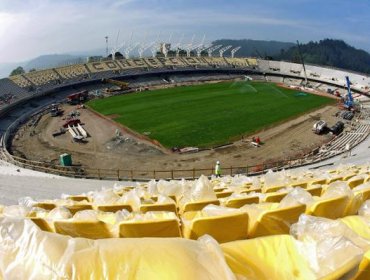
[{"xmin": 0, "ymin": 0, "xmax": 369, "ymax": 63}]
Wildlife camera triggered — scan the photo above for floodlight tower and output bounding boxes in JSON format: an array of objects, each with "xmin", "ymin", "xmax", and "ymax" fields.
[
  {"xmin": 230, "ymin": 46, "xmax": 241, "ymax": 58},
  {"xmin": 105, "ymin": 36, "xmax": 109, "ymax": 57},
  {"xmin": 207, "ymin": 45, "xmax": 222, "ymax": 57},
  {"xmin": 219, "ymin": 45, "xmax": 232, "ymax": 57}
]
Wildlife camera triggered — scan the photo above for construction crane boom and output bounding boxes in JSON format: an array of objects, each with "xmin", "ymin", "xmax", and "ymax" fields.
[
  {"xmin": 345, "ymin": 76, "xmax": 354, "ymax": 108},
  {"xmin": 102, "ymin": 78, "xmax": 130, "ymax": 93},
  {"xmin": 296, "ymin": 40, "xmax": 308, "ymax": 86}
]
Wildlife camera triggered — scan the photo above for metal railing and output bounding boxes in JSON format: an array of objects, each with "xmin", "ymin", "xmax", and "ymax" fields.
[{"xmin": 1, "ymin": 149, "xmax": 312, "ymax": 181}]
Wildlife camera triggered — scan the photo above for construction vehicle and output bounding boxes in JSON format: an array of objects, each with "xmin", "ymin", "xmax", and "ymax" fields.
[
  {"xmin": 68, "ymin": 126, "xmax": 84, "ymax": 141},
  {"xmin": 62, "ymin": 119, "xmax": 81, "ymax": 128},
  {"xmin": 312, "ymin": 120, "xmax": 328, "ymax": 134},
  {"xmin": 50, "ymin": 104, "xmax": 62, "ymax": 117},
  {"xmin": 343, "ymin": 76, "xmax": 354, "ymax": 109},
  {"xmin": 101, "ymin": 78, "xmax": 130, "ymax": 93},
  {"xmin": 330, "ymin": 121, "xmax": 344, "ymax": 135},
  {"xmin": 67, "ymin": 90, "xmax": 89, "ymax": 105}
]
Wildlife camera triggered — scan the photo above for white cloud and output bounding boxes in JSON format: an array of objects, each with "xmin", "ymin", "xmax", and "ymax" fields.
[{"xmin": 0, "ymin": 0, "xmax": 368, "ymax": 63}]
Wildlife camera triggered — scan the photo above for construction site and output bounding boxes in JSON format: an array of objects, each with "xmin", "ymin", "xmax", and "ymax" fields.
[
  {"xmin": 2, "ymin": 56, "xmax": 368, "ymax": 180},
  {"xmin": 10, "ymin": 80, "xmax": 343, "ymax": 179}
]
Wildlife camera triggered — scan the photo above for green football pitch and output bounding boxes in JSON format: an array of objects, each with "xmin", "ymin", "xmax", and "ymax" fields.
[{"xmin": 87, "ymin": 81, "xmax": 334, "ymax": 148}]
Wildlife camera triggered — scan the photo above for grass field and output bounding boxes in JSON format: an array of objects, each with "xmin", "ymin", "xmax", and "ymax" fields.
[{"xmin": 87, "ymin": 81, "xmax": 335, "ymax": 148}]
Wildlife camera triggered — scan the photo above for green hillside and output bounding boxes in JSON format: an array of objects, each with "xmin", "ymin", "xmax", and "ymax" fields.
[{"xmin": 277, "ymin": 39, "xmax": 370, "ymax": 74}]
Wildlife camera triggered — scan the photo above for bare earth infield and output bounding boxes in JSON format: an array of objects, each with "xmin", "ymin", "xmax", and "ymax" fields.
[{"xmin": 10, "ymin": 94, "xmax": 340, "ymax": 177}]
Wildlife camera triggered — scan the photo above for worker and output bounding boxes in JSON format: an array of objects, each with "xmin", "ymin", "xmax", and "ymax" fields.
[
  {"xmin": 345, "ymin": 142, "xmax": 351, "ymax": 157},
  {"xmin": 215, "ymin": 161, "xmax": 221, "ymax": 178}
]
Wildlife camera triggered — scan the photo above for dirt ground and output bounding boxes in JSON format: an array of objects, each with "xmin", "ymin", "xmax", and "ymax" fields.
[{"xmin": 11, "ymin": 89, "xmax": 339, "ymax": 178}]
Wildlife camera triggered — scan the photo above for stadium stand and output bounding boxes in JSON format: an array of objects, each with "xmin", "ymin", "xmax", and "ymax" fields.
[
  {"xmin": 203, "ymin": 56, "xmax": 229, "ymax": 66},
  {"xmin": 2, "ymin": 56, "xmax": 370, "ymax": 278},
  {"xmin": 224, "ymin": 57, "xmax": 250, "ymax": 67},
  {"xmin": 257, "ymin": 59, "xmax": 269, "ymax": 72},
  {"xmin": 2, "ymin": 165, "xmax": 370, "ymax": 278},
  {"xmin": 8, "ymin": 74, "xmax": 33, "ymax": 88},
  {"xmin": 180, "ymin": 56, "xmax": 209, "ymax": 67},
  {"xmin": 143, "ymin": 57, "xmax": 165, "ymax": 68},
  {"xmin": 0, "ymin": 79, "xmax": 29, "ymax": 106},
  {"xmin": 247, "ymin": 58, "xmax": 258, "ymax": 66},
  {"xmin": 3, "ymin": 57, "xmax": 369, "ymax": 97},
  {"xmin": 265, "ymin": 75, "xmax": 284, "ymax": 83},
  {"xmin": 182, "ymin": 210, "xmax": 249, "ymax": 242},
  {"xmin": 24, "ymin": 69, "xmax": 60, "ymax": 86},
  {"xmin": 119, "ymin": 214, "xmax": 182, "ymax": 238},
  {"xmin": 86, "ymin": 60, "xmax": 122, "ymax": 73},
  {"xmin": 312, "ymin": 116, "xmax": 370, "ymax": 160},
  {"xmin": 156, "ymin": 57, "xmax": 185, "ymax": 67},
  {"xmin": 268, "ymin": 61, "xmax": 281, "ymax": 72},
  {"xmin": 55, "ymin": 64, "xmax": 90, "ymax": 79}
]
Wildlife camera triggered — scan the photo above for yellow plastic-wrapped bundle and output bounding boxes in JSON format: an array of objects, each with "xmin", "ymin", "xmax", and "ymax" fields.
[
  {"xmin": 0, "ymin": 217, "xmax": 235, "ymax": 280},
  {"xmin": 221, "ymin": 235, "xmax": 317, "ymax": 280}
]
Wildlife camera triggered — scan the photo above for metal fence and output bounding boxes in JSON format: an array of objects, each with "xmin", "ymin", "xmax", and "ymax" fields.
[{"xmin": 1, "ymin": 149, "xmax": 313, "ymax": 181}]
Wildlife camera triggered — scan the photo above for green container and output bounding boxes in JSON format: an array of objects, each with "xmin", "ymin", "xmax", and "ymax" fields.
[{"xmin": 59, "ymin": 153, "xmax": 72, "ymax": 166}]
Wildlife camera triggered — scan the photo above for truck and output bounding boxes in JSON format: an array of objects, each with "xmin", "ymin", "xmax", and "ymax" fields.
[
  {"xmin": 50, "ymin": 104, "xmax": 62, "ymax": 117},
  {"xmin": 330, "ymin": 121, "xmax": 344, "ymax": 135},
  {"xmin": 312, "ymin": 120, "xmax": 328, "ymax": 134}
]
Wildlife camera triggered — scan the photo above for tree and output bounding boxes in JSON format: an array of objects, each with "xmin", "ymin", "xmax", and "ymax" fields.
[
  {"xmin": 29, "ymin": 68, "xmax": 36, "ymax": 72},
  {"xmin": 9, "ymin": 66, "xmax": 25, "ymax": 76}
]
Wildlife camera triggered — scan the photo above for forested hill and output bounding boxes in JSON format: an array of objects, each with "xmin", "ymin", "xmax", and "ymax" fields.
[
  {"xmin": 212, "ymin": 39, "xmax": 294, "ymax": 57},
  {"xmin": 276, "ymin": 39, "xmax": 370, "ymax": 74}
]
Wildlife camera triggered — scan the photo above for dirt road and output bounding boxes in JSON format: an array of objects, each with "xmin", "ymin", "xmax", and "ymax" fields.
[{"xmin": 11, "ymin": 98, "xmax": 338, "ymax": 177}]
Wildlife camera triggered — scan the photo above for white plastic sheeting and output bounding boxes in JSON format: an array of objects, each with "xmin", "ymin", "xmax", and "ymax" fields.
[
  {"xmin": 0, "ymin": 217, "xmax": 235, "ymax": 280},
  {"xmin": 279, "ymin": 187, "xmax": 314, "ymax": 208},
  {"xmin": 291, "ymin": 214, "xmax": 369, "ymax": 278},
  {"xmin": 359, "ymin": 200, "xmax": 370, "ymax": 217}
]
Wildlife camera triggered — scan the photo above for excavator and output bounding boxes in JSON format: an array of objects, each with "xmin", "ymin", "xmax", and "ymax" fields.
[{"xmin": 101, "ymin": 78, "xmax": 130, "ymax": 93}]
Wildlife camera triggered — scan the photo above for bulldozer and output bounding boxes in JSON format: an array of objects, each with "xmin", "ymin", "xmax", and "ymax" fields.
[{"xmin": 101, "ymin": 78, "xmax": 130, "ymax": 93}]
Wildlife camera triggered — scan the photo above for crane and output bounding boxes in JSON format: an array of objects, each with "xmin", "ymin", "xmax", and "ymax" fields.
[
  {"xmin": 102, "ymin": 78, "xmax": 130, "ymax": 93},
  {"xmin": 344, "ymin": 76, "xmax": 354, "ymax": 109},
  {"xmin": 296, "ymin": 40, "xmax": 308, "ymax": 86}
]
